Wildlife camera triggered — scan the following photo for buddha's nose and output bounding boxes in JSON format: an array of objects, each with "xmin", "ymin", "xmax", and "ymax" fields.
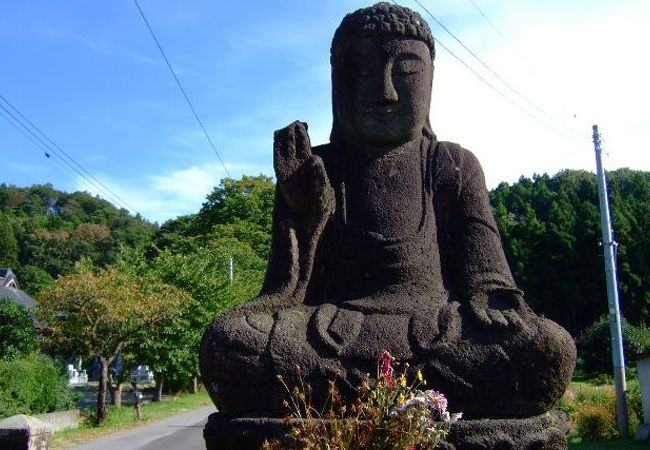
[{"xmin": 377, "ymin": 67, "xmax": 398, "ymax": 103}]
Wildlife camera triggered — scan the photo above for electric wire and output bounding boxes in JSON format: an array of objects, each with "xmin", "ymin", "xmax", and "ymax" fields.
[
  {"xmin": 405, "ymin": 0, "xmax": 583, "ymax": 140},
  {"xmin": 0, "ymin": 101, "xmax": 124, "ymax": 207},
  {"xmin": 0, "ymin": 94, "xmax": 139, "ymax": 214},
  {"xmin": 133, "ymin": 0, "xmax": 232, "ymax": 178},
  {"xmin": 0, "ymin": 98, "xmax": 138, "ymax": 213},
  {"xmin": 467, "ymin": 0, "xmax": 512, "ymax": 48},
  {"xmin": 466, "ymin": 0, "xmax": 583, "ymax": 137},
  {"xmin": 0, "ymin": 108, "xmax": 88, "ymax": 188},
  {"xmin": 390, "ymin": 1, "xmax": 573, "ymax": 139}
]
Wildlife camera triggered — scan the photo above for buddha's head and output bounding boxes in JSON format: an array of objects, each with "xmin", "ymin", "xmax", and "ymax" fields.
[{"xmin": 330, "ymin": 2, "xmax": 435, "ymax": 148}]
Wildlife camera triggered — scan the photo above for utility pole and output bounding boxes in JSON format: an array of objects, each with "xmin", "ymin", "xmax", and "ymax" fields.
[{"xmin": 593, "ymin": 124, "xmax": 629, "ymax": 437}]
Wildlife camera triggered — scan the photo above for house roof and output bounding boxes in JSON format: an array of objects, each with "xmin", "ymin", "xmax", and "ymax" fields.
[
  {"xmin": 0, "ymin": 286, "xmax": 37, "ymax": 311},
  {"xmin": 0, "ymin": 267, "xmax": 20, "ymax": 289}
]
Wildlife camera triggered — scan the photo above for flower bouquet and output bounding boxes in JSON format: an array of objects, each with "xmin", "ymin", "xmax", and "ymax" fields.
[{"xmin": 264, "ymin": 350, "xmax": 461, "ymax": 450}]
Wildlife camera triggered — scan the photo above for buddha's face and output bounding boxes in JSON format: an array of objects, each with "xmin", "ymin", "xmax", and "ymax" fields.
[{"xmin": 336, "ymin": 37, "xmax": 433, "ymax": 147}]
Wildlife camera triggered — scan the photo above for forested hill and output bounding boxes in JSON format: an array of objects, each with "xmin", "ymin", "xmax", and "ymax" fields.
[
  {"xmin": 2, "ymin": 169, "xmax": 649, "ymax": 339},
  {"xmin": 490, "ymin": 168, "xmax": 650, "ymax": 336},
  {"xmin": 0, "ymin": 183, "xmax": 156, "ymax": 295}
]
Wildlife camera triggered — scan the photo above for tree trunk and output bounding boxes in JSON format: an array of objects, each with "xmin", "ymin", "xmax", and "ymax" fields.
[
  {"xmin": 97, "ymin": 359, "xmax": 109, "ymax": 425},
  {"xmin": 153, "ymin": 372, "xmax": 164, "ymax": 402},
  {"xmin": 110, "ymin": 381, "xmax": 124, "ymax": 407},
  {"xmin": 192, "ymin": 376, "xmax": 198, "ymax": 394}
]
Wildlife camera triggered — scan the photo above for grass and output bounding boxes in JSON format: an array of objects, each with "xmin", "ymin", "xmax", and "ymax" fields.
[
  {"xmin": 50, "ymin": 390, "xmax": 213, "ymax": 449},
  {"xmin": 561, "ymin": 372, "xmax": 646, "ymax": 449}
]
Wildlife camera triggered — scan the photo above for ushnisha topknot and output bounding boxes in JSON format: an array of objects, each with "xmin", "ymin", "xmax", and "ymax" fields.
[{"xmin": 331, "ymin": 2, "xmax": 435, "ymax": 63}]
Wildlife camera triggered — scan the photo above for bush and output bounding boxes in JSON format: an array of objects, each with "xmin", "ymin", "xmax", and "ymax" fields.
[
  {"xmin": 0, "ymin": 353, "xmax": 79, "ymax": 419},
  {"xmin": 577, "ymin": 316, "xmax": 650, "ymax": 375},
  {"xmin": 0, "ymin": 299, "xmax": 37, "ymax": 360},
  {"xmin": 574, "ymin": 401, "xmax": 617, "ymax": 440}
]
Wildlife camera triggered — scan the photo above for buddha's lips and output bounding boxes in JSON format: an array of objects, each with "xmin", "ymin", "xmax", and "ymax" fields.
[{"xmin": 365, "ymin": 107, "xmax": 399, "ymax": 115}]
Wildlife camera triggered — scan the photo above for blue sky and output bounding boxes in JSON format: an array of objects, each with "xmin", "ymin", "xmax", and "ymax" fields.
[{"xmin": 2, "ymin": 1, "xmax": 648, "ymax": 224}]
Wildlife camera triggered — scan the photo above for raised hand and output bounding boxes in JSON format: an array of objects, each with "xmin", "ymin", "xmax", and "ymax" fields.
[{"xmin": 274, "ymin": 121, "xmax": 331, "ymax": 220}]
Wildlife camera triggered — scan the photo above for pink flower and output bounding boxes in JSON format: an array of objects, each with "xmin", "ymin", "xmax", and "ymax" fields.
[
  {"xmin": 424, "ymin": 390, "xmax": 448, "ymax": 413},
  {"xmin": 379, "ymin": 350, "xmax": 396, "ymax": 387}
]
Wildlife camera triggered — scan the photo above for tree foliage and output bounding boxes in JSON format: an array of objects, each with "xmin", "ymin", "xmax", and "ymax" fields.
[
  {"xmin": 152, "ymin": 175, "xmax": 275, "ymax": 261},
  {"xmin": 0, "ymin": 211, "xmax": 19, "ymax": 267},
  {"xmin": 0, "ymin": 183, "xmax": 156, "ymax": 293},
  {"xmin": 490, "ymin": 169, "xmax": 650, "ymax": 336},
  {"xmin": 144, "ymin": 238, "xmax": 266, "ymax": 392},
  {"xmin": 0, "ymin": 299, "xmax": 37, "ymax": 360},
  {"xmin": 36, "ymin": 259, "xmax": 188, "ymax": 424},
  {"xmin": 197, "ymin": 175, "xmax": 275, "ymax": 234}
]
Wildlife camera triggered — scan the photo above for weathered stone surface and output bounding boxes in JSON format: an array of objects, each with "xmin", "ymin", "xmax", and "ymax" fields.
[
  {"xmin": 200, "ymin": 2, "xmax": 576, "ymax": 448},
  {"xmin": 34, "ymin": 409, "xmax": 80, "ymax": 432},
  {"xmin": 0, "ymin": 414, "xmax": 52, "ymax": 450},
  {"xmin": 204, "ymin": 411, "xmax": 570, "ymax": 450}
]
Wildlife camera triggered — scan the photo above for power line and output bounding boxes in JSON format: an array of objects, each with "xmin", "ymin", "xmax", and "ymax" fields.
[
  {"xmin": 389, "ymin": 1, "xmax": 571, "ymax": 139},
  {"xmin": 0, "ymin": 96, "xmax": 139, "ymax": 214},
  {"xmin": 467, "ymin": 0, "xmax": 511, "ymax": 47},
  {"xmin": 407, "ymin": 0, "xmax": 583, "ymax": 140},
  {"xmin": 0, "ymin": 94, "xmax": 139, "ymax": 214},
  {"xmin": 466, "ymin": 0, "xmax": 584, "ymax": 137},
  {"xmin": 133, "ymin": 0, "xmax": 231, "ymax": 178},
  {"xmin": 0, "ymin": 107, "xmax": 89, "ymax": 188}
]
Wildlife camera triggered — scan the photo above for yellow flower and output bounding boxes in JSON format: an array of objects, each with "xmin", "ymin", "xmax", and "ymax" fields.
[
  {"xmin": 417, "ymin": 370, "xmax": 423, "ymax": 382},
  {"xmin": 398, "ymin": 394, "xmax": 406, "ymax": 405},
  {"xmin": 370, "ymin": 391, "xmax": 377, "ymax": 399},
  {"xmin": 399, "ymin": 375, "xmax": 407, "ymax": 387}
]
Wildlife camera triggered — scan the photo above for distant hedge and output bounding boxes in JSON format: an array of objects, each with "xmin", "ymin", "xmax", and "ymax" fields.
[
  {"xmin": 577, "ymin": 315, "xmax": 650, "ymax": 375},
  {"xmin": 0, "ymin": 353, "xmax": 79, "ymax": 419}
]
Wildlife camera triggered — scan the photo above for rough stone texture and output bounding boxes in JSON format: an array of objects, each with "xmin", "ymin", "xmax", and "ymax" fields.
[
  {"xmin": 0, "ymin": 415, "xmax": 52, "ymax": 450},
  {"xmin": 204, "ymin": 411, "xmax": 569, "ymax": 450},
  {"xmin": 34, "ymin": 409, "xmax": 80, "ymax": 432},
  {"xmin": 200, "ymin": 2, "xmax": 576, "ymax": 448}
]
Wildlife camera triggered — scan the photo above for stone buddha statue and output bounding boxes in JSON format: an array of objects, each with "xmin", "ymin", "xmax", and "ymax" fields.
[{"xmin": 201, "ymin": 3, "xmax": 576, "ymax": 448}]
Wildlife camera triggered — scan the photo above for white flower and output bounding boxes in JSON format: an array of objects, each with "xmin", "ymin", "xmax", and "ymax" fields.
[{"xmin": 450, "ymin": 412, "xmax": 463, "ymax": 423}]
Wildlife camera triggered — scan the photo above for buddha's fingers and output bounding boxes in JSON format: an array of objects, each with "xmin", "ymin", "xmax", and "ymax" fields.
[
  {"xmin": 486, "ymin": 308, "xmax": 508, "ymax": 328},
  {"xmin": 502, "ymin": 309, "xmax": 530, "ymax": 333},
  {"xmin": 273, "ymin": 124, "xmax": 295, "ymax": 162},
  {"xmin": 469, "ymin": 302, "xmax": 492, "ymax": 329},
  {"xmin": 293, "ymin": 121, "xmax": 312, "ymax": 160}
]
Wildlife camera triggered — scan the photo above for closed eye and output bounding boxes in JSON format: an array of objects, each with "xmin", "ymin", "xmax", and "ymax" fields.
[{"xmin": 393, "ymin": 57, "xmax": 424, "ymax": 75}]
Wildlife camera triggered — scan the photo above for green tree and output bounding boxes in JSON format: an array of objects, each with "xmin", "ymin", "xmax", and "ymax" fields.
[
  {"xmin": 0, "ymin": 212, "xmax": 19, "ymax": 267},
  {"xmin": 0, "ymin": 299, "xmax": 37, "ymax": 360},
  {"xmin": 145, "ymin": 238, "xmax": 266, "ymax": 395},
  {"xmin": 197, "ymin": 175, "xmax": 275, "ymax": 232},
  {"xmin": 191, "ymin": 175, "xmax": 275, "ymax": 259},
  {"xmin": 14, "ymin": 265, "xmax": 54, "ymax": 297},
  {"xmin": 490, "ymin": 169, "xmax": 650, "ymax": 336},
  {"xmin": 577, "ymin": 315, "xmax": 650, "ymax": 375},
  {"xmin": 37, "ymin": 260, "xmax": 187, "ymax": 424}
]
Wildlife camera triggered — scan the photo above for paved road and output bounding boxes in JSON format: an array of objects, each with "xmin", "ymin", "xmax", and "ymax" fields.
[{"xmin": 70, "ymin": 405, "xmax": 216, "ymax": 450}]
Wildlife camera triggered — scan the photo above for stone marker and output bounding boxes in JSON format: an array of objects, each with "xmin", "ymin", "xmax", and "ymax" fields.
[
  {"xmin": 0, "ymin": 414, "xmax": 52, "ymax": 450},
  {"xmin": 200, "ymin": 3, "xmax": 576, "ymax": 449}
]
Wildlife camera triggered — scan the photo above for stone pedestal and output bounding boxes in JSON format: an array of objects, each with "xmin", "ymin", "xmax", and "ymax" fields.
[
  {"xmin": 0, "ymin": 415, "xmax": 52, "ymax": 450},
  {"xmin": 204, "ymin": 411, "xmax": 569, "ymax": 450}
]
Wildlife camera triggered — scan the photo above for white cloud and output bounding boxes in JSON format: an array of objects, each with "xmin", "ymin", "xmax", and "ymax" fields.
[{"xmin": 75, "ymin": 160, "xmax": 272, "ymax": 224}]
